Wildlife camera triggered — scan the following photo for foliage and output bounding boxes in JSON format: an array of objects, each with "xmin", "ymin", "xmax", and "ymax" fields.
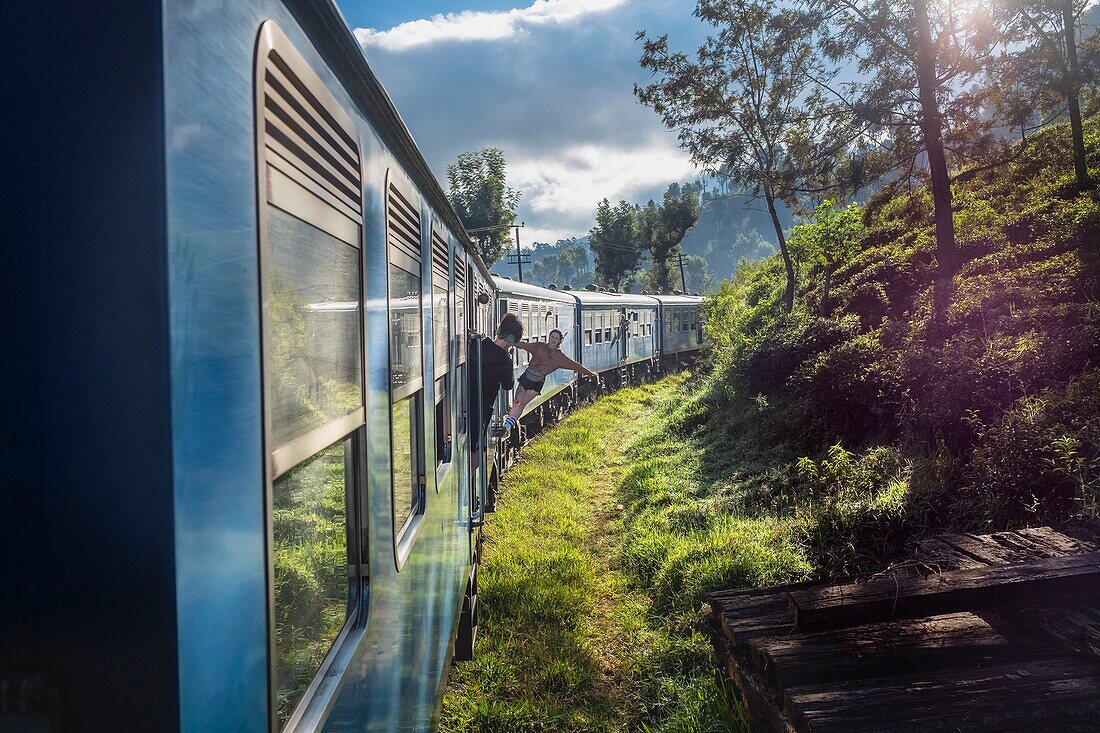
[
  {"xmin": 636, "ymin": 0, "xmax": 844, "ymax": 310},
  {"xmin": 447, "ymin": 147, "xmax": 520, "ymax": 265},
  {"xmin": 690, "ymin": 114, "xmax": 1100, "ymax": 572},
  {"xmin": 651, "ymin": 183, "xmax": 702, "ymax": 293},
  {"xmin": 589, "ymin": 198, "xmax": 644, "ymax": 290},
  {"xmin": 530, "ymin": 242, "xmax": 591, "ymax": 289},
  {"xmin": 994, "ymin": 0, "xmax": 1100, "ymax": 187}
]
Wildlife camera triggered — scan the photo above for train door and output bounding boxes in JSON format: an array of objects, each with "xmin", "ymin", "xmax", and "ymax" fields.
[{"xmin": 618, "ymin": 307, "xmax": 628, "ymax": 362}]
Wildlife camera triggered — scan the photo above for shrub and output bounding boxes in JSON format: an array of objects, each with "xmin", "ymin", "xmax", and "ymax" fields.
[{"xmin": 964, "ymin": 371, "xmax": 1100, "ymax": 527}]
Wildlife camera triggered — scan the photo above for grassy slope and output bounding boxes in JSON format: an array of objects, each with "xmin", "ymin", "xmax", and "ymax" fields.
[
  {"xmin": 679, "ymin": 115, "xmax": 1100, "ymax": 578},
  {"xmin": 441, "ymin": 378, "xmax": 744, "ymax": 733}
]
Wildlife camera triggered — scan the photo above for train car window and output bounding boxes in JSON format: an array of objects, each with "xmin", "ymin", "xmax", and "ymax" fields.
[
  {"xmin": 665, "ymin": 310, "xmax": 672, "ymax": 332},
  {"xmin": 431, "ymin": 225, "xmax": 450, "ymax": 380},
  {"xmin": 435, "ymin": 376, "xmax": 451, "ymax": 469},
  {"xmin": 385, "ymin": 173, "xmax": 426, "ymax": 549},
  {"xmin": 594, "ymin": 311, "xmax": 603, "ymax": 344},
  {"xmin": 604, "ymin": 311, "xmax": 612, "ymax": 342},
  {"xmin": 691, "ymin": 309, "xmax": 698, "ymax": 330},
  {"xmin": 584, "ymin": 312, "xmax": 593, "ymax": 346},
  {"xmin": 455, "ymin": 256, "xmax": 467, "ymax": 365},
  {"xmin": 256, "ymin": 21, "xmax": 365, "ymax": 732}
]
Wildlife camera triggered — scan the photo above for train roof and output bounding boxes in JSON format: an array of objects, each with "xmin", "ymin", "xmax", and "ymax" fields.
[
  {"xmin": 649, "ymin": 293, "xmax": 705, "ymax": 306},
  {"xmin": 564, "ymin": 289, "xmax": 661, "ymax": 307},
  {"xmin": 491, "ymin": 276, "xmax": 577, "ymax": 303},
  {"xmin": 304, "ymin": 0, "xmax": 492, "ymax": 280}
]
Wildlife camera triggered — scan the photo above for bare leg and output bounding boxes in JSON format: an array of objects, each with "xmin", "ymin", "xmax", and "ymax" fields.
[{"xmin": 508, "ymin": 388, "xmax": 538, "ymax": 419}]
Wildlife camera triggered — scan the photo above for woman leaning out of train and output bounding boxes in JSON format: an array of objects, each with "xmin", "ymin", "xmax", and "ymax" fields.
[
  {"xmin": 471, "ymin": 313, "xmax": 524, "ymax": 458},
  {"xmin": 492, "ymin": 329, "xmax": 600, "ymax": 437}
]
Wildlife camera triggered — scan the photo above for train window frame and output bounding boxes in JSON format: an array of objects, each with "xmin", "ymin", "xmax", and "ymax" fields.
[
  {"xmin": 430, "ymin": 223, "xmax": 452, "ymax": 486},
  {"xmin": 604, "ymin": 310, "xmax": 612, "ymax": 342},
  {"xmin": 594, "ymin": 311, "xmax": 603, "ymax": 344},
  {"xmin": 584, "ymin": 312, "xmax": 593, "ymax": 346},
  {"xmin": 254, "ymin": 20, "xmax": 368, "ymax": 733},
  {"xmin": 384, "ymin": 169, "xmax": 427, "ymax": 568}
]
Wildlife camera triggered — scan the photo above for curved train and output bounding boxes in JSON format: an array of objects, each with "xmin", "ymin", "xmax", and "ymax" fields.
[{"xmin": 4, "ymin": 2, "xmax": 704, "ymax": 732}]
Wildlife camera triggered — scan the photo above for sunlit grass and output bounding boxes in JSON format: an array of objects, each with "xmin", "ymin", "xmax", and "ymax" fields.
[{"xmin": 441, "ymin": 378, "xmax": 746, "ymax": 733}]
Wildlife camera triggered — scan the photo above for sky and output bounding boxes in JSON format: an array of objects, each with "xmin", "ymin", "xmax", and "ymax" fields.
[{"xmin": 336, "ymin": 0, "xmax": 710, "ymax": 247}]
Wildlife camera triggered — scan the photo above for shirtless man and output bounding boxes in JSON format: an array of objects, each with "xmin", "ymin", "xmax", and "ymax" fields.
[{"xmin": 491, "ymin": 328, "xmax": 600, "ymax": 436}]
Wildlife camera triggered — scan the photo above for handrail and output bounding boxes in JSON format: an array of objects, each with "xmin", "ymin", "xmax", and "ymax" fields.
[{"xmin": 470, "ymin": 331, "xmax": 487, "ymax": 530}]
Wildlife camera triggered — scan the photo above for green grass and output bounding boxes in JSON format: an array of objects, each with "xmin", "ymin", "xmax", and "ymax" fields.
[{"xmin": 441, "ymin": 378, "xmax": 748, "ymax": 733}]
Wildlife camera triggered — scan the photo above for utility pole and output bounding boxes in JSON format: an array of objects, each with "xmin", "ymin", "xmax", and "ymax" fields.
[
  {"xmin": 677, "ymin": 251, "xmax": 687, "ymax": 293},
  {"xmin": 504, "ymin": 222, "xmax": 529, "ymax": 282},
  {"xmin": 515, "ymin": 224, "xmax": 524, "ymax": 282}
]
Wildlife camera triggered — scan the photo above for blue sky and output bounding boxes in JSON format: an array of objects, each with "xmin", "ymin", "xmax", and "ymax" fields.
[{"xmin": 335, "ymin": 0, "xmax": 709, "ymax": 245}]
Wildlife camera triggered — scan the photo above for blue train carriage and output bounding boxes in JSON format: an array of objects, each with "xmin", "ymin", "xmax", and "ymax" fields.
[
  {"xmin": 568, "ymin": 288, "xmax": 661, "ymax": 387},
  {"xmin": 6, "ymin": 2, "xmax": 491, "ymax": 732},
  {"xmin": 491, "ymin": 277, "xmax": 582, "ymax": 438},
  {"xmin": 653, "ymin": 293, "xmax": 708, "ymax": 365}
]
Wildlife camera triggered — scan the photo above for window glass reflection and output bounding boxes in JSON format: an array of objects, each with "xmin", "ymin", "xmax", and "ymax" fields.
[
  {"xmin": 392, "ymin": 395, "xmax": 419, "ymax": 532},
  {"xmin": 433, "ymin": 286, "xmax": 449, "ymax": 373},
  {"xmin": 272, "ymin": 441, "xmax": 350, "ymax": 728},
  {"xmin": 389, "ymin": 265, "xmax": 422, "ymax": 394},
  {"xmin": 267, "ymin": 207, "xmax": 362, "ymax": 448}
]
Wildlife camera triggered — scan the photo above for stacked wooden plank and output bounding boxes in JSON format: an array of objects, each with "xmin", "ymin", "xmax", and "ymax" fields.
[{"xmin": 708, "ymin": 523, "xmax": 1100, "ymax": 732}]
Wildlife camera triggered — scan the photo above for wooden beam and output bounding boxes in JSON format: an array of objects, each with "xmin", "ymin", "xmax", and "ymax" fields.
[
  {"xmin": 785, "ymin": 657, "xmax": 1100, "ymax": 732},
  {"xmin": 749, "ymin": 612, "xmax": 1014, "ymax": 690},
  {"xmin": 789, "ymin": 552, "xmax": 1100, "ymax": 632}
]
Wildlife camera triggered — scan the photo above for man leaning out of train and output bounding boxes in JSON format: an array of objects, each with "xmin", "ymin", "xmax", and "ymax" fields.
[{"xmin": 469, "ymin": 313, "xmax": 524, "ymax": 457}]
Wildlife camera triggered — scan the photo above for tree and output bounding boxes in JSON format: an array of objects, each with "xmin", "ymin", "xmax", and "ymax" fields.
[
  {"xmin": 788, "ymin": 199, "xmax": 865, "ymax": 310},
  {"xmin": 999, "ymin": 0, "xmax": 1099, "ymax": 188},
  {"xmin": 637, "ymin": 0, "xmax": 841, "ymax": 311},
  {"xmin": 812, "ymin": 0, "xmax": 1004, "ymax": 278},
  {"xmin": 589, "ymin": 199, "xmax": 642, "ymax": 290},
  {"xmin": 530, "ymin": 241, "xmax": 590, "ymax": 288},
  {"xmin": 650, "ymin": 183, "xmax": 701, "ymax": 293},
  {"xmin": 446, "ymin": 148, "xmax": 520, "ymax": 265}
]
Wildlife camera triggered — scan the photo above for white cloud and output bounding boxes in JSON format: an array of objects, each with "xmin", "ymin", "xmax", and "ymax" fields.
[
  {"xmin": 508, "ymin": 140, "xmax": 699, "ymax": 244},
  {"xmin": 354, "ymin": 0, "xmax": 630, "ymax": 52}
]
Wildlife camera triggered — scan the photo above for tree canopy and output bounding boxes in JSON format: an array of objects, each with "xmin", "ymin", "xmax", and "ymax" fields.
[
  {"xmin": 589, "ymin": 199, "xmax": 643, "ymax": 290},
  {"xmin": 636, "ymin": 0, "xmax": 841, "ymax": 310},
  {"xmin": 446, "ymin": 148, "xmax": 520, "ymax": 265}
]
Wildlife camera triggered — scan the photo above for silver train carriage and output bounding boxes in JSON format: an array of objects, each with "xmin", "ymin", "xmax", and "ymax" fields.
[
  {"xmin": 5, "ymin": 1, "xmax": 710, "ymax": 730},
  {"xmin": 7, "ymin": 2, "xmax": 502, "ymax": 732}
]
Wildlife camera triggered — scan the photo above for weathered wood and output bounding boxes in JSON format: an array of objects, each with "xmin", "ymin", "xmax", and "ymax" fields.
[
  {"xmin": 719, "ymin": 591, "xmax": 798, "ymax": 648},
  {"xmin": 706, "ymin": 610, "xmax": 797, "ymax": 733},
  {"xmin": 936, "ymin": 532, "xmax": 1036, "ymax": 565},
  {"xmin": 1006, "ymin": 601, "xmax": 1100, "ymax": 659},
  {"xmin": 907, "ymin": 537, "xmax": 988, "ymax": 571},
  {"xmin": 710, "ymin": 577, "xmax": 835, "ymax": 606},
  {"xmin": 749, "ymin": 612, "xmax": 1016, "ymax": 691},
  {"xmin": 784, "ymin": 657, "xmax": 1100, "ymax": 732},
  {"xmin": 789, "ymin": 551, "xmax": 1100, "ymax": 632},
  {"xmin": 1015, "ymin": 525, "xmax": 1099, "ymax": 555}
]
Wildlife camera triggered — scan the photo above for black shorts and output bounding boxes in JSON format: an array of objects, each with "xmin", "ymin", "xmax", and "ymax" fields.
[{"xmin": 518, "ymin": 371, "xmax": 545, "ymax": 394}]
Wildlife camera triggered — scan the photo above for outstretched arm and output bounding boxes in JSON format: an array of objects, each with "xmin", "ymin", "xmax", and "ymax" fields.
[
  {"xmin": 562, "ymin": 356, "xmax": 599, "ymax": 379},
  {"xmin": 513, "ymin": 340, "xmax": 538, "ymax": 353}
]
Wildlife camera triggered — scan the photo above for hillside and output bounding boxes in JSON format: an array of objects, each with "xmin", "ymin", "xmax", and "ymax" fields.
[
  {"xmin": 496, "ymin": 193, "xmax": 783, "ymax": 291},
  {"xmin": 642, "ymin": 116, "xmax": 1100, "ymax": 584}
]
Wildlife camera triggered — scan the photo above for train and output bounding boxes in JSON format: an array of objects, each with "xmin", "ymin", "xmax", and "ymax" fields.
[{"xmin": 3, "ymin": 2, "xmax": 705, "ymax": 732}]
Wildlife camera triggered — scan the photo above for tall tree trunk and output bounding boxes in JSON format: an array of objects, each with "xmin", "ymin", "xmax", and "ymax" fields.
[
  {"xmin": 1063, "ymin": 0, "xmax": 1091, "ymax": 188},
  {"xmin": 764, "ymin": 186, "xmax": 795, "ymax": 312},
  {"xmin": 914, "ymin": 0, "xmax": 959, "ymax": 279}
]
